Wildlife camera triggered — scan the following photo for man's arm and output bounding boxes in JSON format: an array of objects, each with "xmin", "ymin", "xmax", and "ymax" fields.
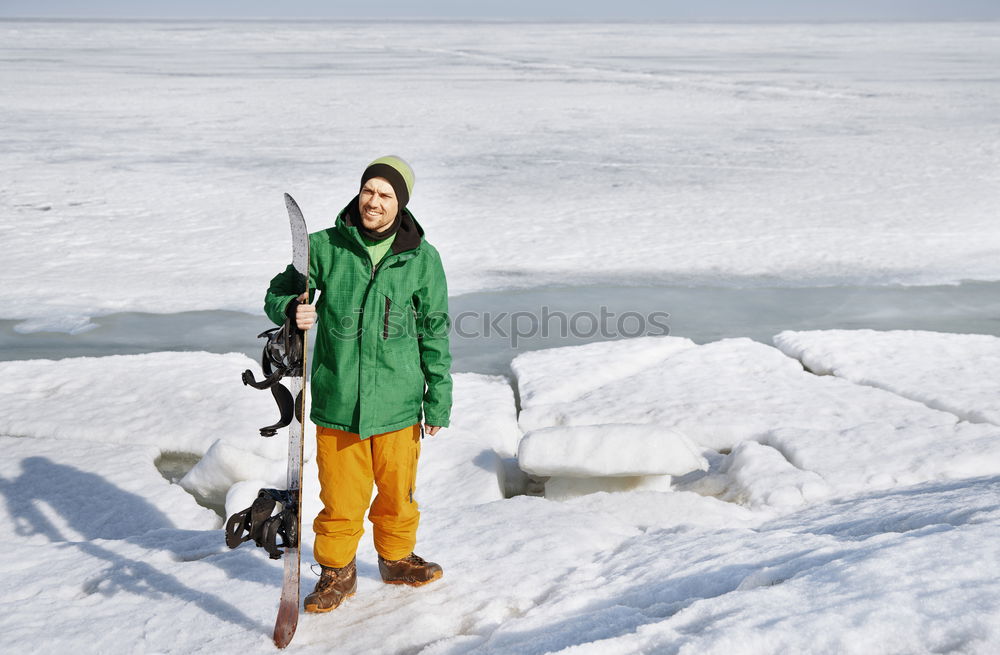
[
  {"xmin": 264, "ymin": 264, "xmax": 305, "ymax": 326},
  {"xmin": 414, "ymin": 251, "xmax": 453, "ymax": 432},
  {"xmin": 264, "ymin": 235, "xmax": 319, "ymax": 327}
]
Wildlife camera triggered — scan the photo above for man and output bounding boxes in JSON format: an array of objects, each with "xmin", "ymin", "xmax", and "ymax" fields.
[{"xmin": 264, "ymin": 156, "xmax": 452, "ymax": 613}]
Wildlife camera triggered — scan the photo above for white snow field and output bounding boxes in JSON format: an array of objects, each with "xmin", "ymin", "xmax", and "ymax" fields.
[
  {"xmin": 2, "ymin": 21, "xmax": 1000, "ymax": 332},
  {"xmin": 774, "ymin": 329, "xmax": 1000, "ymax": 426},
  {"xmin": 3, "ymin": 332, "xmax": 1000, "ymax": 654},
  {"xmin": 514, "ymin": 336, "xmax": 1000, "ymax": 502},
  {"xmin": 3, "ymin": 17, "xmax": 1000, "ymax": 655},
  {"xmin": 517, "ymin": 424, "xmax": 707, "ymax": 478}
]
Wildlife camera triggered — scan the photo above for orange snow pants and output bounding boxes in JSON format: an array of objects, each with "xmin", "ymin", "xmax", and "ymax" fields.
[{"xmin": 313, "ymin": 424, "xmax": 421, "ymax": 568}]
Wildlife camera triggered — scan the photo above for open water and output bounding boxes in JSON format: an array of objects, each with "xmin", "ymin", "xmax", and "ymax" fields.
[{"xmin": 3, "ymin": 281, "xmax": 998, "ymax": 376}]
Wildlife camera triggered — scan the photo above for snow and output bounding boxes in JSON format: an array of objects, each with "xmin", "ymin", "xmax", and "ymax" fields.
[
  {"xmin": 511, "ymin": 336, "xmax": 698, "ymax": 408},
  {"xmin": 542, "ymin": 475, "xmax": 675, "ymax": 502},
  {"xmin": 184, "ymin": 368, "xmax": 518, "ymax": 515},
  {"xmin": 417, "ymin": 373, "xmax": 517, "ymax": 508},
  {"xmin": 517, "ymin": 424, "xmax": 707, "ymax": 477},
  {"xmin": 4, "ymin": 17, "xmax": 1000, "ymax": 655},
  {"xmin": 0, "ymin": 435, "xmax": 219, "ymax": 541},
  {"xmin": 0, "ymin": 351, "xmax": 284, "ymax": 458},
  {"xmin": 476, "ymin": 477, "xmax": 1000, "ymax": 655},
  {"xmin": 5, "ymin": 333, "xmax": 1000, "ymax": 653},
  {"xmin": 182, "ymin": 440, "xmax": 288, "ymax": 509},
  {"xmin": 513, "ymin": 336, "xmax": 1000, "ymax": 498},
  {"xmin": 774, "ymin": 329, "xmax": 1000, "ymax": 426},
  {"xmin": 689, "ymin": 441, "xmax": 832, "ymax": 510},
  {"xmin": 2, "ymin": 21, "xmax": 1000, "ymax": 330}
]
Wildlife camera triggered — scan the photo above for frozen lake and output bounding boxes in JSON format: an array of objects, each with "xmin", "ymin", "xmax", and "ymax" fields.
[{"xmin": 1, "ymin": 19, "xmax": 999, "ymax": 333}]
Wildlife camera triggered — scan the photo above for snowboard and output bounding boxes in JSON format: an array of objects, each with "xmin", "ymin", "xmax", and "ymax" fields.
[
  {"xmin": 224, "ymin": 193, "xmax": 310, "ymax": 648},
  {"xmin": 273, "ymin": 192, "xmax": 309, "ymax": 649}
]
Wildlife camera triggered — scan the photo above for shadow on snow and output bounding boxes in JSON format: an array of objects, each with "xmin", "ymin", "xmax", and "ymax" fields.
[{"xmin": 0, "ymin": 456, "xmax": 268, "ymax": 633}]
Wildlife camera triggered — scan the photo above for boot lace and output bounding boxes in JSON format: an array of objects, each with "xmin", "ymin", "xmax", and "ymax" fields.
[{"xmin": 310, "ymin": 563, "xmax": 347, "ymax": 590}]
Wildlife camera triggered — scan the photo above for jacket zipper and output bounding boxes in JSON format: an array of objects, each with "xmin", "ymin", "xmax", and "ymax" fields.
[
  {"xmin": 370, "ymin": 260, "xmax": 391, "ymax": 339},
  {"xmin": 383, "ymin": 296, "xmax": 390, "ymax": 340},
  {"xmin": 359, "ymin": 249, "xmax": 419, "ymax": 435}
]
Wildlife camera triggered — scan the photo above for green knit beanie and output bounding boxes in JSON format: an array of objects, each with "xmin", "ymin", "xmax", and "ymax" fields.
[{"xmin": 360, "ymin": 155, "xmax": 415, "ymax": 208}]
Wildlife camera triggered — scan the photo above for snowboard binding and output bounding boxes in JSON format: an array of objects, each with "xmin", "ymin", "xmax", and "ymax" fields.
[
  {"xmin": 224, "ymin": 488, "xmax": 300, "ymax": 560},
  {"xmin": 242, "ymin": 317, "xmax": 305, "ymax": 437}
]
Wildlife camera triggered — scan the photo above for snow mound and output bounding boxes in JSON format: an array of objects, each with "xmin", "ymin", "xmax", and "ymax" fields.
[
  {"xmin": 774, "ymin": 329, "xmax": 1000, "ymax": 425},
  {"xmin": 180, "ymin": 440, "xmax": 286, "ymax": 508},
  {"xmin": 512, "ymin": 336, "xmax": 1000, "ymax": 505},
  {"xmin": 688, "ymin": 440, "xmax": 832, "ymax": 509},
  {"xmin": 517, "ymin": 423, "xmax": 707, "ymax": 477}
]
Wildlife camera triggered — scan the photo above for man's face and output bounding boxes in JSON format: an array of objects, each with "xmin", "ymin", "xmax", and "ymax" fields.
[{"xmin": 358, "ymin": 177, "xmax": 399, "ymax": 234}]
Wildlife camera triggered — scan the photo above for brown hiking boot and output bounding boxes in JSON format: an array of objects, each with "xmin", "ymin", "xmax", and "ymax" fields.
[
  {"xmin": 303, "ymin": 558, "xmax": 357, "ymax": 613},
  {"xmin": 378, "ymin": 553, "xmax": 443, "ymax": 586}
]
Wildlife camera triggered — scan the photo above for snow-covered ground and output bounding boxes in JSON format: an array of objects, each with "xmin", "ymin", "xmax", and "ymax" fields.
[
  {"xmin": 774, "ymin": 329, "xmax": 1000, "ymax": 425},
  {"xmin": 513, "ymin": 335, "xmax": 1000, "ymax": 501},
  {"xmin": 2, "ymin": 21, "xmax": 1000, "ymax": 332},
  {"xmin": 4, "ymin": 329, "xmax": 1000, "ymax": 653},
  {"xmin": 3, "ymin": 18, "xmax": 1000, "ymax": 655}
]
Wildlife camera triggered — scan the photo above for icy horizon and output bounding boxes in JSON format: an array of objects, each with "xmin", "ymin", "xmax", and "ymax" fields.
[
  {"xmin": 3, "ymin": 17, "xmax": 999, "ymax": 23},
  {"xmin": 3, "ymin": 0, "xmax": 999, "ymax": 22},
  {"xmin": 2, "ymin": 20, "xmax": 999, "ymax": 332}
]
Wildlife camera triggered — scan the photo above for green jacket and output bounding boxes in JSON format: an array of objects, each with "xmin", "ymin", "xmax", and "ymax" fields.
[{"xmin": 264, "ymin": 199, "xmax": 452, "ymax": 438}]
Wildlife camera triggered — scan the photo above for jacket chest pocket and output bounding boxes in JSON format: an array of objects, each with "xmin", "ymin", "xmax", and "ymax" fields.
[
  {"xmin": 379, "ymin": 292, "xmax": 421, "ymax": 381},
  {"xmin": 380, "ymin": 292, "xmax": 418, "ymax": 344}
]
